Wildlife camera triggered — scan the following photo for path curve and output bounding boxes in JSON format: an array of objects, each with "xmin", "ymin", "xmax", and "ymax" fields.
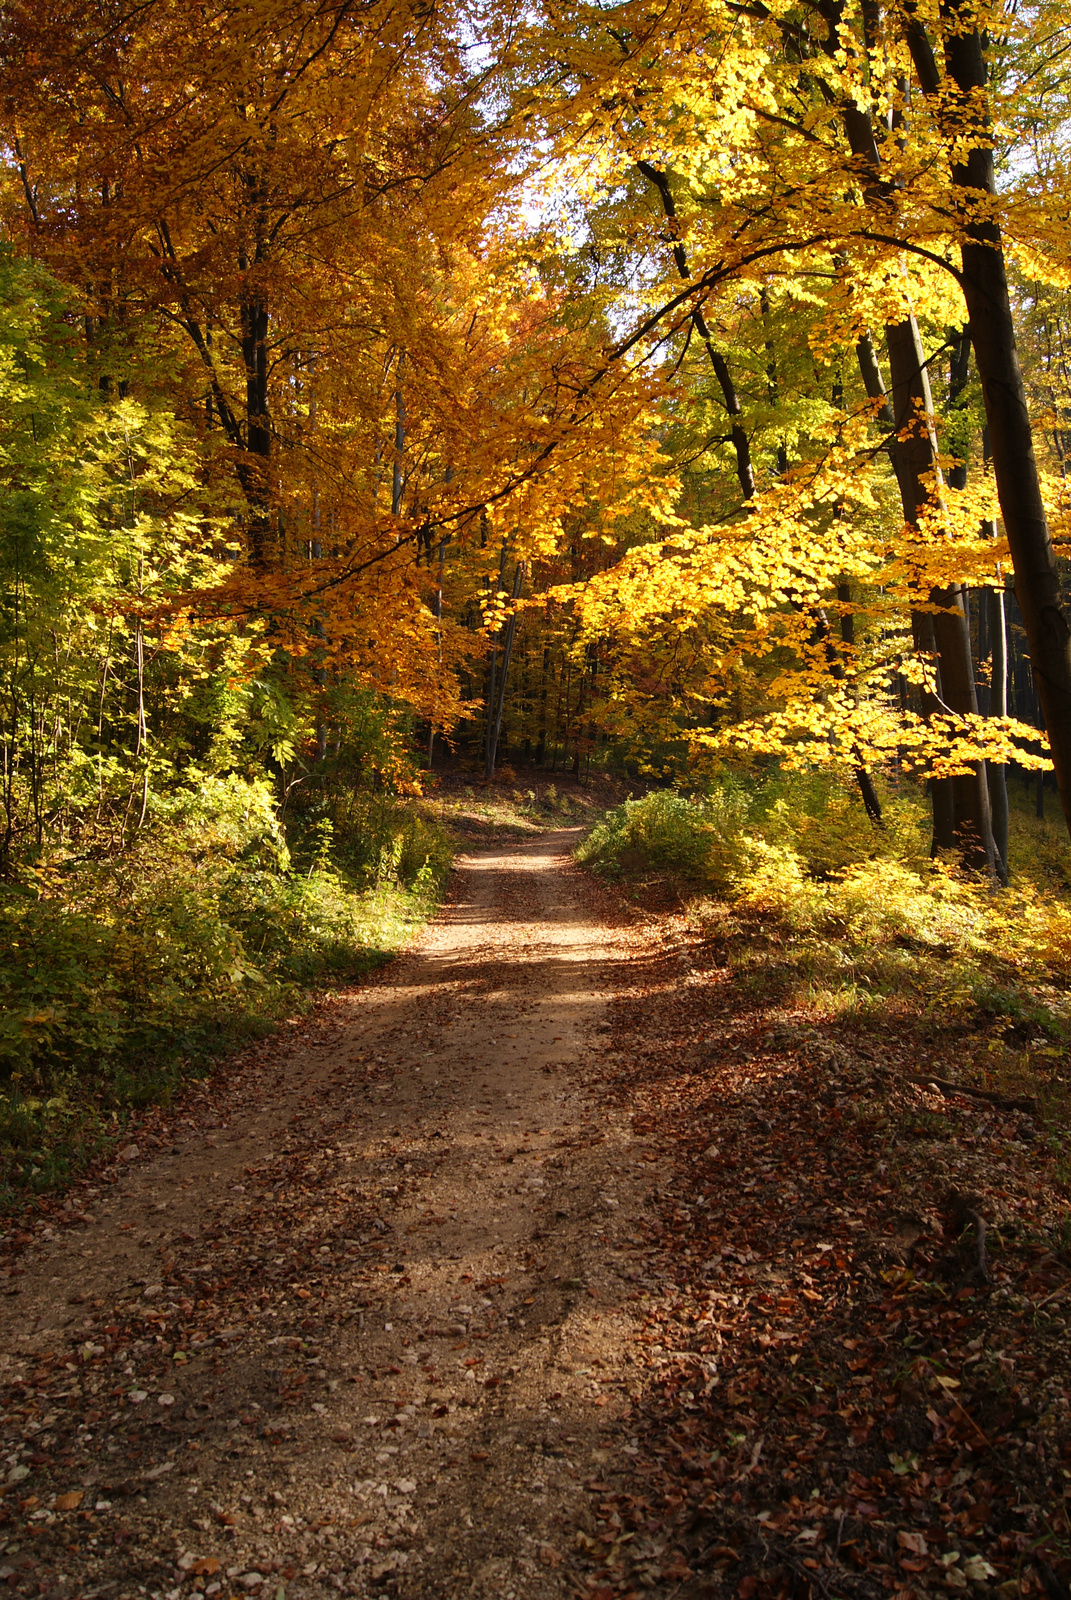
[{"xmin": 0, "ymin": 834, "xmax": 656, "ymax": 1600}]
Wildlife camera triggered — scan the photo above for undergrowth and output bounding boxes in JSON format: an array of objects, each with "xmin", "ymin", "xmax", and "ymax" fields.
[
  {"xmin": 578, "ymin": 776, "xmax": 1071, "ymax": 1076},
  {"xmin": 0, "ymin": 776, "xmax": 452, "ymax": 1206}
]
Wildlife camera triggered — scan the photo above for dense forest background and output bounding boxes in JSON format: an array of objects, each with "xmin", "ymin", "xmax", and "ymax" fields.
[{"xmin": 2, "ymin": 0, "xmax": 1071, "ymax": 1199}]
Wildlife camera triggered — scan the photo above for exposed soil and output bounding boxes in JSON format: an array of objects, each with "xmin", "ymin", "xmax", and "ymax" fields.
[
  {"xmin": 3, "ymin": 831, "xmax": 1070, "ymax": 1600},
  {"xmin": 0, "ymin": 832, "xmax": 660, "ymax": 1600}
]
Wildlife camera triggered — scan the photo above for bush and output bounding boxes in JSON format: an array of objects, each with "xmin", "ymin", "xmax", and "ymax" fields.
[
  {"xmin": 0, "ymin": 776, "xmax": 452, "ymax": 1203},
  {"xmin": 578, "ymin": 775, "xmax": 1071, "ymax": 1043}
]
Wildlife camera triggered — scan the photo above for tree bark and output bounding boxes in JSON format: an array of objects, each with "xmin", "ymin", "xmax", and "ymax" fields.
[
  {"xmin": 240, "ymin": 292, "xmax": 272, "ymax": 568},
  {"xmin": 485, "ymin": 562, "xmax": 524, "ymax": 780},
  {"xmin": 987, "ymin": 581, "xmax": 1010, "ymax": 874},
  {"xmin": 884, "ymin": 316, "xmax": 996, "ymax": 873},
  {"xmin": 903, "ymin": 12, "xmax": 1071, "ymax": 842},
  {"xmin": 636, "ymin": 161, "xmax": 756, "ymax": 502},
  {"xmin": 483, "ymin": 545, "xmax": 507, "ymax": 778}
]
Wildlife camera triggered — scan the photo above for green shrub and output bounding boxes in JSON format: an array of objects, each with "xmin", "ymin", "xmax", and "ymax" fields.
[
  {"xmin": 0, "ymin": 775, "xmax": 452, "ymax": 1204},
  {"xmin": 578, "ymin": 775, "xmax": 1071, "ymax": 1043}
]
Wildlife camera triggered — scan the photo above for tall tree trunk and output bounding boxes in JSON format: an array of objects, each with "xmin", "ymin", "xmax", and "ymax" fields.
[
  {"xmin": 636, "ymin": 161, "xmax": 756, "ymax": 502},
  {"xmin": 427, "ymin": 538, "xmax": 446, "ymax": 769},
  {"xmin": 884, "ymin": 315, "xmax": 996, "ymax": 873},
  {"xmin": 485, "ymin": 563, "xmax": 524, "ymax": 780},
  {"xmin": 483, "ymin": 546, "xmax": 507, "ymax": 778},
  {"xmin": 903, "ymin": 12, "xmax": 1071, "ymax": 843},
  {"xmin": 536, "ymin": 644, "xmax": 550, "ymax": 766},
  {"xmin": 835, "ymin": 582, "xmax": 884, "ymax": 824},
  {"xmin": 643, "ymin": 157, "xmax": 885, "ymax": 820},
  {"xmin": 240, "ymin": 293, "xmax": 272, "ymax": 568},
  {"xmin": 832, "ymin": 30, "xmax": 996, "ymax": 868},
  {"xmin": 392, "ymin": 355, "xmax": 405, "ymax": 518},
  {"xmin": 988, "ymin": 580, "xmax": 1010, "ymax": 876}
]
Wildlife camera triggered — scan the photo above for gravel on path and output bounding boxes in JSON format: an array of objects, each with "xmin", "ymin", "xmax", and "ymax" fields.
[{"xmin": 0, "ymin": 832, "xmax": 661, "ymax": 1600}]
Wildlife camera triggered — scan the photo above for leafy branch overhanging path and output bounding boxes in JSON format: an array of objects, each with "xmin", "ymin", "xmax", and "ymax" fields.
[{"xmin": 1, "ymin": 841, "xmax": 1069, "ymax": 1600}]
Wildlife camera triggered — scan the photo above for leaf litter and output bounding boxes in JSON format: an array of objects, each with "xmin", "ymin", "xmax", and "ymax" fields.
[
  {"xmin": 0, "ymin": 837, "xmax": 1068, "ymax": 1600},
  {"xmin": 571, "ymin": 905, "xmax": 1071, "ymax": 1600}
]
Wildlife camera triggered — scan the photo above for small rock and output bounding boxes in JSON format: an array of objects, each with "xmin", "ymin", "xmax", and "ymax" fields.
[{"xmin": 119, "ymin": 1145, "xmax": 139, "ymax": 1162}]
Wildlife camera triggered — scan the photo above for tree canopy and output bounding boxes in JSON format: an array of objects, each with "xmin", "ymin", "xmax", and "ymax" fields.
[{"xmin": 0, "ymin": 0, "xmax": 1069, "ymax": 874}]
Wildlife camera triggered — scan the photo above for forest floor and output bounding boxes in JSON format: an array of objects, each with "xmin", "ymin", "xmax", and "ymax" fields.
[{"xmin": 1, "ymin": 823, "xmax": 1070, "ymax": 1600}]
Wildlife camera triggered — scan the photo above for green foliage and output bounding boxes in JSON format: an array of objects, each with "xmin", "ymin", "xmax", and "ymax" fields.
[
  {"xmin": 579, "ymin": 775, "xmax": 1071, "ymax": 1046},
  {"xmin": 0, "ymin": 776, "xmax": 451, "ymax": 1206},
  {"xmin": 577, "ymin": 774, "xmax": 929, "ymax": 889},
  {"xmin": 0, "ymin": 253, "xmax": 455, "ymax": 1209},
  {"xmin": 578, "ymin": 789, "xmax": 727, "ymax": 879}
]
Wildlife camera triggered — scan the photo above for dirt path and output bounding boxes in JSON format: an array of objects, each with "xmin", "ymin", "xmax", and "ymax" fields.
[{"xmin": 0, "ymin": 833, "xmax": 660, "ymax": 1600}]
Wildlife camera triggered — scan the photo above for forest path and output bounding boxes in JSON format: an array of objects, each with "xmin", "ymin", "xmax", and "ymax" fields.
[{"xmin": 0, "ymin": 833, "xmax": 659, "ymax": 1600}]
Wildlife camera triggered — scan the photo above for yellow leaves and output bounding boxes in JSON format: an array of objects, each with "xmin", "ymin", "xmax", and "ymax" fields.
[{"xmin": 698, "ymin": 701, "xmax": 1051, "ymax": 779}]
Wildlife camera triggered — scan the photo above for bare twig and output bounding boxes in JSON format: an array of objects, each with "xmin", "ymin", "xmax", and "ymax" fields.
[
  {"xmin": 904, "ymin": 1074, "xmax": 1038, "ymax": 1115},
  {"xmin": 965, "ymin": 1209, "xmax": 992, "ymax": 1286}
]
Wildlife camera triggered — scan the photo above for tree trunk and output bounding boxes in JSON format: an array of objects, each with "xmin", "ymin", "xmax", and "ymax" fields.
[
  {"xmin": 536, "ymin": 644, "xmax": 550, "ymax": 766},
  {"xmin": 427, "ymin": 537, "xmax": 445, "ymax": 769},
  {"xmin": 904, "ymin": 14, "xmax": 1071, "ymax": 843},
  {"xmin": 987, "ymin": 581, "xmax": 1010, "ymax": 876},
  {"xmin": 240, "ymin": 293, "xmax": 272, "ymax": 568},
  {"xmin": 485, "ymin": 562, "xmax": 524, "ymax": 780},
  {"xmin": 883, "ymin": 315, "xmax": 996, "ymax": 873},
  {"xmin": 636, "ymin": 161, "xmax": 756, "ymax": 502},
  {"xmin": 483, "ymin": 546, "xmax": 507, "ymax": 778}
]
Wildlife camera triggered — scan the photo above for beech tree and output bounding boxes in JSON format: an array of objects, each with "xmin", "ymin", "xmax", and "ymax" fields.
[{"xmin": 2, "ymin": 0, "xmax": 1069, "ymax": 852}]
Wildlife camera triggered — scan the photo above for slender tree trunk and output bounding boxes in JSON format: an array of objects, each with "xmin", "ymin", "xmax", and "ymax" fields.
[
  {"xmin": 240, "ymin": 293, "xmax": 272, "ymax": 568},
  {"xmin": 486, "ymin": 563, "xmax": 524, "ymax": 780},
  {"xmin": 392, "ymin": 355, "xmax": 405, "ymax": 519},
  {"xmin": 834, "ymin": 581, "xmax": 884, "ymax": 823},
  {"xmin": 883, "ymin": 315, "xmax": 996, "ymax": 873},
  {"xmin": 536, "ymin": 645, "xmax": 550, "ymax": 766},
  {"xmin": 427, "ymin": 538, "xmax": 445, "ymax": 769},
  {"xmin": 644, "ymin": 158, "xmax": 886, "ymax": 822},
  {"xmin": 761, "ymin": 286, "xmax": 788, "ymax": 475},
  {"xmin": 833, "ymin": 43, "xmax": 995, "ymax": 867},
  {"xmin": 636, "ymin": 161, "xmax": 755, "ymax": 502},
  {"xmin": 483, "ymin": 546, "xmax": 507, "ymax": 777},
  {"xmin": 988, "ymin": 580, "xmax": 1010, "ymax": 876}
]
